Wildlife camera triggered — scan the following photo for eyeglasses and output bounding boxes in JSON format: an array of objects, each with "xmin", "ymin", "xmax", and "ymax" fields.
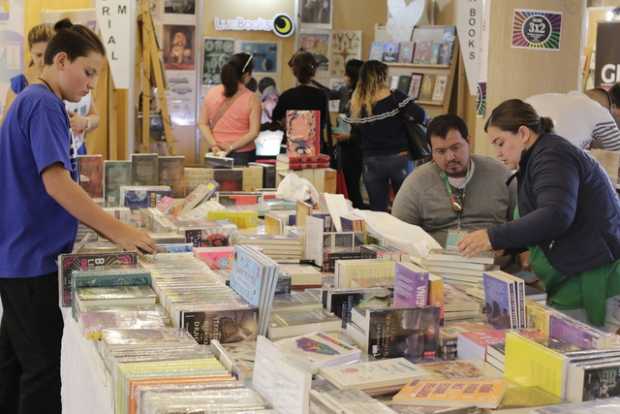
[{"xmin": 242, "ymin": 54, "xmax": 253, "ymax": 72}]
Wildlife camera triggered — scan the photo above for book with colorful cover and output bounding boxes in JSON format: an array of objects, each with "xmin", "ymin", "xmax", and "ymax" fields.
[
  {"xmin": 131, "ymin": 153, "xmax": 159, "ymax": 186},
  {"xmin": 438, "ymin": 41, "xmax": 454, "ymax": 65},
  {"xmin": 213, "ymin": 169, "xmax": 243, "ymax": 191},
  {"xmin": 366, "ymin": 306, "xmax": 440, "ymax": 362},
  {"xmin": 369, "ymin": 41, "xmax": 385, "ymax": 61},
  {"xmin": 392, "ymin": 378, "xmax": 507, "ymax": 409},
  {"xmin": 482, "ymin": 272, "xmax": 514, "ymax": 329},
  {"xmin": 382, "ymin": 42, "xmax": 400, "ymax": 62},
  {"xmin": 158, "ymin": 155, "xmax": 185, "ymax": 197},
  {"xmin": 275, "ymin": 332, "xmax": 361, "ymax": 372},
  {"xmin": 549, "ymin": 314, "xmax": 600, "ymax": 350},
  {"xmin": 398, "ymin": 41, "xmax": 415, "ymax": 63},
  {"xmin": 419, "ymin": 360, "xmax": 485, "ymax": 379},
  {"xmin": 181, "ymin": 308, "xmax": 258, "ymax": 345},
  {"xmin": 193, "ymin": 246, "xmax": 235, "ymax": 271},
  {"xmin": 119, "ymin": 186, "xmax": 172, "ymax": 209},
  {"xmin": 59, "ymin": 251, "xmax": 138, "ymax": 307},
  {"xmin": 393, "ymin": 262, "xmax": 429, "ymax": 309},
  {"xmin": 76, "ymin": 154, "xmax": 103, "ymax": 199},
  {"xmin": 286, "ymin": 110, "xmax": 321, "ymax": 158},
  {"xmin": 181, "ymin": 181, "xmax": 219, "ymax": 215},
  {"xmin": 413, "ymin": 41, "xmax": 433, "ymax": 64}
]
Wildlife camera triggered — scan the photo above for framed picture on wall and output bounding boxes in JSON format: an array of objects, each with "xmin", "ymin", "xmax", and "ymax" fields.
[
  {"xmin": 164, "ymin": 0, "xmax": 196, "ymax": 15},
  {"xmin": 236, "ymin": 41, "xmax": 280, "ymax": 75},
  {"xmin": 163, "ymin": 24, "xmax": 196, "ymax": 70},
  {"xmin": 329, "ymin": 31, "xmax": 362, "ymax": 78},
  {"xmin": 202, "ymin": 37, "xmax": 236, "ymax": 86},
  {"xmin": 408, "ymin": 73, "xmax": 423, "ymax": 99},
  {"xmin": 298, "ymin": 0, "xmax": 333, "ymax": 29},
  {"xmin": 297, "ymin": 30, "xmax": 331, "ymax": 77}
]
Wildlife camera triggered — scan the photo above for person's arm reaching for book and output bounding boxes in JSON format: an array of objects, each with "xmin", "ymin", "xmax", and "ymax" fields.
[{"xmin": 41, "ymin": 164, "xmax": 156, "ymax": 254}]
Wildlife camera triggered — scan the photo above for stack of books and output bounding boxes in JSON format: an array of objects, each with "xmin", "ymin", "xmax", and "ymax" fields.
[
  {"xmin": 237, "ymin": 234, "xmax": 304, "ymax": 263},
  {"xmin": 421, "ymin": 248, "xmax": 497, "ymax": 289},
  {"xmin": 229, "ymin": 245, "xmax": 279, "ymax": 335}
]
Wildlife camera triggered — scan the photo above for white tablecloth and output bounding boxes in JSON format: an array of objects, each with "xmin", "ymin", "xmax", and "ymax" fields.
[{"xmin": 61, "ymin": 307, "xmax": 114, "ymax": 414}]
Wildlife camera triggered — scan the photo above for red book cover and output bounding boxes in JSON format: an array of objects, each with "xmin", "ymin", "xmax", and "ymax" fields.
[{"xmin": 286, "ymin": 110, "xmax": 321, "ymax": 158}]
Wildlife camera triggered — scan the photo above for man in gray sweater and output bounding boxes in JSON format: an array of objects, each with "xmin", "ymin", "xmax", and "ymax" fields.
[{"xmin": 392, "ymin": 114, "xmax": 516, "ymax": 247}]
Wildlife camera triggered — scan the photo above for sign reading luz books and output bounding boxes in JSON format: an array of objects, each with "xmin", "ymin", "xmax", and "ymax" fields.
[{"xmin": 96, "ymin": 0, "xmax": 131, "ymax": 89}]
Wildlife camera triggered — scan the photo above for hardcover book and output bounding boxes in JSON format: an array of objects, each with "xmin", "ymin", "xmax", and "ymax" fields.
[
  {"xmin": 76, "ymin": 154, "xmax": 103, "ymax": 199},
  {"xmin": 286, "ymin": 110, "xmax": 321, "ymax": 158},
  {"xmin": 131, "ymin": 153, "xmax": 159, "ymax": 186},
  {"xmin": 104, "ymin": 160, "xmax": 132, "ymax": 207},
  {"xmin": 158, "ymin": 155, "xmax": 185, "ymax": 197}
]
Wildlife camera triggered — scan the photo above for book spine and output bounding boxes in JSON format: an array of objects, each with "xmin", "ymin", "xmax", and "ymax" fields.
[
  {"xmin": 73, "ymin": 274, "xmax": 151, "ymax": 289},
  {"xmin": 508, "ymin": 282, "xmax": 518, "ymax": 329}
]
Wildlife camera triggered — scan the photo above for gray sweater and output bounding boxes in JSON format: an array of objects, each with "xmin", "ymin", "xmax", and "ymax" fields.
[{"xmin": 392, "ymin": 155, "xmax": 517, "ymax": 247}]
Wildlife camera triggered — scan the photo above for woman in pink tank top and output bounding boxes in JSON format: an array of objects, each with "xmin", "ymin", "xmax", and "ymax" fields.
[{"xmin": 199, "ymin": 53, "xmax": 261, "ymax": 166}]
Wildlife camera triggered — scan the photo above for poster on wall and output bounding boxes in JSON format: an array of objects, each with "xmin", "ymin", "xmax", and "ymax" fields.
[
  {"xmin": 329, "ymin": 31, "xmax": 362, "ymax": 78},
  {"xmin": 297, "ymin": 31, "xmax": 330, "ymax": 76},
  {"xmin": 166, "ymin": 70, "xmax": 196, "ymax": 126},
  {"xmin": 163, "ymin": 24, "xmax": 196, "ymax": 70},
  {"xmin": 595, "ymin": 22, "xmax": 620, "ymax": 89},
  {"xmin": 386, "ymin": 0, "xmax": 425, "ymax": 41},
  {"xmin": 164, "ymin": 0, "xmax": 195, "ymax": 15},
  {"xmin": 0, "ymin": 0, "xmax": 24, "ymax": 119},
  {"xmin": 511, "ymin": 9, "xmax": 562, "ymax": 51},
  {"xmin": 298, "ymin": 0, "xmax": 332, "ymax": 29},
  {"xmin": 328, "ymin": 78, "xmax": 346, "ymax": 112},
  {"xmin": 202, "ymin": 37, "xmax": 235, "ymax": 86},
  {"xmin": 237, "ymin": 41, "xmax": 279, "ymax": 74}
]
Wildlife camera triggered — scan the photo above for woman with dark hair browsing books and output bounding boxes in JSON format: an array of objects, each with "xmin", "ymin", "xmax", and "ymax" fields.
[
  {"xmin": 346, "ymin": 60, "xmax": 426, "ymax": 212},
  {"xmin": 272, "ymin": 51, "xmax": 332, "ymax": 156},
  {"xmin": 458, "ymin": 99, "xmax": 620, "ymax": 329},
  {"xmin": 199, "ymin": 52, "xmax": 261, "ymax": 166},
  {"xmin": 0, "ymin": 19, "xmax": 155, "ymax": 413}
]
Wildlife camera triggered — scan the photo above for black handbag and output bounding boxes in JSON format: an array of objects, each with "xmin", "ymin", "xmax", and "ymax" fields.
[{"xmin": 395, "ymin": 94, "xmax": 431, "ymax": 162}]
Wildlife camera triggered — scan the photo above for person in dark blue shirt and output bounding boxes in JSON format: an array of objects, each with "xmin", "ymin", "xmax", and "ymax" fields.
[
  {"xmin": 458, "ymin": 99, "xmax": 620, "ymax": 328},
  {"xmin": 0, "ymin": 19, "xmax": 155, "ymax": 414}
]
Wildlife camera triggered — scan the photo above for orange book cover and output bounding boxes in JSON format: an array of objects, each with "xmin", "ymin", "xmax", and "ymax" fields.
[{"xmin": 393, "ymin": 378, "xmax": 506, "ymax": 409}]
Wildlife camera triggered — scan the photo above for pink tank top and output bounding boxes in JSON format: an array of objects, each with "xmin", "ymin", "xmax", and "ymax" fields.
[{"xmin": 201, "ymin": 84, "xmax": 255, "ymax": 152}]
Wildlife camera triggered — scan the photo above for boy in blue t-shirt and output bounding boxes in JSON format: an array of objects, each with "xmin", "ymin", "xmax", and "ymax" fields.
[{"xmin": 0, "ymin": 20, "xmax": 155, "ymax": 414}]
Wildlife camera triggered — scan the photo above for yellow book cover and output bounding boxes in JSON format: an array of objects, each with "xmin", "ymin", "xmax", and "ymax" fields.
[
  {"xmin": 392, "ymin": 378, "xmax": 506, "ymax": 409},
  {"xmin": 526, "ymin": 300, "xmax": 551, "ymax": 337},
  {"xmin": 499, "ymin": 385, "xmax": 562, "ymax": 409},
  {"xmin": 428, "ymin": 274, "xmax": 444, "ymax": 322},
  {"xmin": 504, "ymin": 331, "xmax": 567, "ymax": 398},
  {"xmin": 207, "ymin": 210, "xmax": 258, "ymax": 229},
  {"xmin": 264, "ymin": 214, "xmax": 284, "ymax": 235}
]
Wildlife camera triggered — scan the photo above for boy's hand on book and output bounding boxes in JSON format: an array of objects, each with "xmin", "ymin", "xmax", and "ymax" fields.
[
  {"xmin": 458, "ymin": 229, "xmax": 491, "ymax": 257},
  {"xmin": 112, "ymin": 224, "xmax": 156, "ymax": 256}
]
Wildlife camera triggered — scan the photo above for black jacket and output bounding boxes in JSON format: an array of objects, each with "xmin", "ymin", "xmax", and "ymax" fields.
[{"xmin": 488, "ymin": 134, "xmax": 620, "ymax": 275}]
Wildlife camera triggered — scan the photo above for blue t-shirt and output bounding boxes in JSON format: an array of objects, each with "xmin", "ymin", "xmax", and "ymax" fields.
[
  {"xmin": 0, "ymin": 84, "xmax": 77, "ymax": 278},
  {"xmin": 10, "ymin": 74, "xmax": 28, "ymax": 94}
]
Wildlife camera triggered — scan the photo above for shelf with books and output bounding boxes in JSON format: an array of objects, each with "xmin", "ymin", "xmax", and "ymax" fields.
[
  {"xmin": 386, "ymin": 63, "xmax": 450, "ymax": 70},
  {"xmin": 381, "ymin": 25, "xmax": 459, "ymax": 117}
]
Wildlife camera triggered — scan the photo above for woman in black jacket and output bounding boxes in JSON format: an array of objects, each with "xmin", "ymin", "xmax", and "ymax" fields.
[
  {"xmin": 459, "ymin": 99, "xmax": 620, "ymax": 327},
  {"xmin": 347, "ymin": 60, "xmax": 425, "ymax": 212}
]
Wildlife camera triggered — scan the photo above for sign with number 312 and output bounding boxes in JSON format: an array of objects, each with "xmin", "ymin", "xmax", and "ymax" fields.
[{"xmin": 511, "ymin": 9, "xmax": 562, "ymax": 51}]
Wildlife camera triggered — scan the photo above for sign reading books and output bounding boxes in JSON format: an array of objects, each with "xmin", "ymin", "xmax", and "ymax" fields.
[
  {"xmin": 95, "ymin": 0, "xmax": 131, "ymax": 89},
  {"xmin": 595, "ymin": 22, "xmax": 620, "ymax": 88},
  {"xmin": 457, "ymin": 0, "xmax": 483, "ymax": 95},
  {"xmin": 511, "ymin": 9, "xmax": 562, "ymax": 51}
]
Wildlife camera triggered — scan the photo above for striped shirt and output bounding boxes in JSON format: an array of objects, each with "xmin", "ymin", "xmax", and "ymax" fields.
[{"xmin": 526, "ymin": 91, "xmax": 620, "ymax": 151}]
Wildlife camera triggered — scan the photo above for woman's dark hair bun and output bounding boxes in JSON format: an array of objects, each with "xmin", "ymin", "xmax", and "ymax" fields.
[
  {"xmin": 54, "ymin": 18, "xmax": 73, "ymax": 32},
  {"xmin": 539, "ymin": 117, "xmax": 554, "ymax": 134}
]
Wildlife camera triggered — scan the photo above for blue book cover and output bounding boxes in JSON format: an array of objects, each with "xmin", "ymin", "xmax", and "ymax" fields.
[
  {"xmin": 230, "ymin": 246, "xmax": 265, "ymax": 306},
  {"xmin": 483, "ymin": 272, "xmax": 513, "ymax": 329}
]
